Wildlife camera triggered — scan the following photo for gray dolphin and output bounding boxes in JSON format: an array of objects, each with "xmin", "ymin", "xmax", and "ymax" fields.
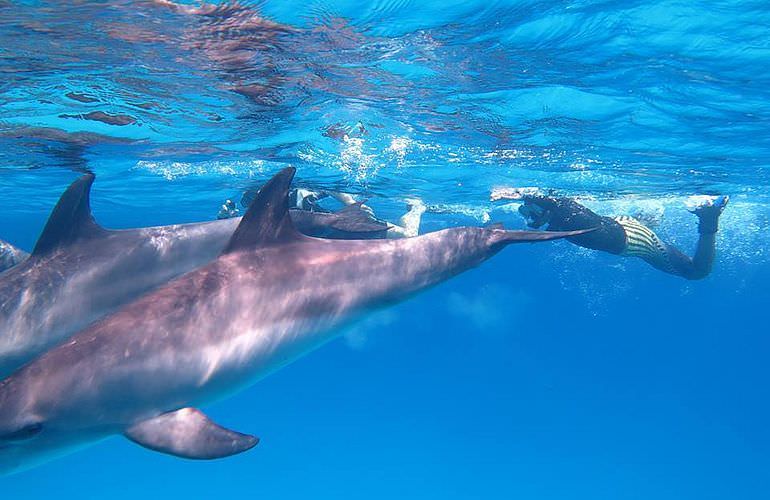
[
  {"xmin": 0, "ymin": 175, "xmax": 384, "ymax": 378},
  {"xmin": 0, "ymin": 167, "xmax": 589, "ymax": 474}
]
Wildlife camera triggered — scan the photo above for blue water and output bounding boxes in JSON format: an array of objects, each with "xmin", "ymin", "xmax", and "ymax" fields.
[{"xmin": 1, "ymin": 0, "xmax": 769, "ymax": 498}]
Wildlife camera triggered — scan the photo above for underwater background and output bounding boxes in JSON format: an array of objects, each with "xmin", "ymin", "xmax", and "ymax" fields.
[{"xmin": 1, "ymin": 0, "xmax": 769, "ymax": 498}]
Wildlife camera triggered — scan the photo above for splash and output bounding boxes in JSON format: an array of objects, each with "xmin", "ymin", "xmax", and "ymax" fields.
[{"xmin": 133, "ymin": 159, "xmax": 266, "ymax": 180}]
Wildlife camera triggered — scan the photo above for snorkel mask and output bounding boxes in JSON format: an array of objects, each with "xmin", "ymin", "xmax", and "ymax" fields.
[{"xmin": 519, "ymin": 202, "xmax": 551, "ymax": 228}]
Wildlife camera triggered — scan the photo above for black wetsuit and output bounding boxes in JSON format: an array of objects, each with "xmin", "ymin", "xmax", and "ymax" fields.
[{"xmin": 521, "ymin": 196, "xmax": 723, "ymax": 280}]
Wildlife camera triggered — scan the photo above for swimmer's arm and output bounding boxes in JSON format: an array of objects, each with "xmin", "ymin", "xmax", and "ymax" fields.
[{"xmin": 490, "ymin": 188, "xmax": 586, "ymax": 214}]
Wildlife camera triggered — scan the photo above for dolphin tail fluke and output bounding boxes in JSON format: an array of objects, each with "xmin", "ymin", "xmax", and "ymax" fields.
[
  {"xmin": 125, "ymin": 407, "xmax": 258, "ymax": 460},
  {"xmin": 491, "ymin": 227, "xmax": 596, "ymax": 246},
  {"xmin": 330, "ymin": 202, "xmax": 389, "ymax": 233},
  {"xmin": 32, "ymin": 173, "xmax": 106, "ymax": 256}
]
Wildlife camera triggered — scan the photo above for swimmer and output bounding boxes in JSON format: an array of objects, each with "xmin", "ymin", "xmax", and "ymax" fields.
[
  {"xmin": 491, "ymin": 188, "xmax": 729, "ymax": 280},
  {"xmin": 228, "ymin": 187, "xmax": 425, "ymax": 239},
  {"xmin": 217, "ymin": 199, "xmax": 241, "ymax": 220},
  {"xmin": 0, "ymin": 239, "xmax": 28, "ymax": 273}
]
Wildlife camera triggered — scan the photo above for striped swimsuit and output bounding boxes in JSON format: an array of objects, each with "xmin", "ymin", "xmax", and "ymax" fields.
[{"xmin": 613, "ymin": 216, "xmax": 675, "ymax": 274}]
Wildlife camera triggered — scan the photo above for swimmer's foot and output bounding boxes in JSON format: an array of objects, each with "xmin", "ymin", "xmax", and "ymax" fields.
[
  {"xmin": 686, "ymin": 194, "xmax": 729, "ymax": 214},
  {"xmin": 686, "ymin": 195, "xmax": 729, "ymax": 233},
  {"xmin": 405, "ymin": 198, "xmax": 427, "ymax": 215}
]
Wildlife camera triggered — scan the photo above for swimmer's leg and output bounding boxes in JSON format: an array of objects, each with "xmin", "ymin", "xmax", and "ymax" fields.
[
  {"xmin": 667, "ymin": 195, "xmax": 729, "ymax": 279},
  {"xmin": 386, "ymin": 199, "xmax": 426, "ymax": 239}
]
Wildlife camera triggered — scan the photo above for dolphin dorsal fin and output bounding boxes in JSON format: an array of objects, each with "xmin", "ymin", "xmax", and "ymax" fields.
[
  {"xmin": 223, "ymin": 167, "xmax": 302, "ymax": 254},
  {"xmin": 32, "ymin": 174, "xmax": 105, "ymax": 256}
]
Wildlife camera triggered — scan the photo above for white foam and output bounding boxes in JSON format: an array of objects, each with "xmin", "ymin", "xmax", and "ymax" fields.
[{"xmin": 133, "ymin": 159, "xmax": 266, "ymax": 180}]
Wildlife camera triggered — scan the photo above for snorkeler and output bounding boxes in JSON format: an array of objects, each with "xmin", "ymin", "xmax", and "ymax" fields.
[
  {"xmin": 0, "ymin": 239, "xmax": 28, "ymax": 273},
  {"xmin": 219, "ymin": 187, "xmax": 425, "ymax": 239},
  {"xmin": 490, "ymin": 188, "xmax": 729, "ymax": 280}
]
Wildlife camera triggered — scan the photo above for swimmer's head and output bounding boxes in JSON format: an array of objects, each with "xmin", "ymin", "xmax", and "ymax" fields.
[{"xmin": 518, "ymin": 201, "xmax": 551, "ymax": 228}]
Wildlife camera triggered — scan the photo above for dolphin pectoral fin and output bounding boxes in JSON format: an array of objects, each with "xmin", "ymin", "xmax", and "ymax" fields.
[
  {"xmin": 32, "ymin": 173, "xmax": 106, "ymax": 256},
  {"xmin": 124, "ymin": 408, "xmax": 259, "ymax": 460}
]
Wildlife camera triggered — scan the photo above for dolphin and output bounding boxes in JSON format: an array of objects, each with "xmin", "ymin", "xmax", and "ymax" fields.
[
  {"xmin": 0, "ymin": 167, "xmax": 589, "ymax": 474},
  {"xmin": 0, "ymin": 175, "xmax": 385, "ymax": 377}
]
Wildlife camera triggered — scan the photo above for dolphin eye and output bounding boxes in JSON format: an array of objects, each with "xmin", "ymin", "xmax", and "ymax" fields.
[{"xmin": 1, "ymin": 423, "xmax": 42, "ymax": 441}]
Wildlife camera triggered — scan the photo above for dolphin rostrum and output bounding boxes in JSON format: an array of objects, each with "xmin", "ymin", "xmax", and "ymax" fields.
[
  {"xmin": 0, "ymin": 175, "xmax": 385, "ymax": 377},
  {"xmin": 0, "ymin": 167, "xmax": 589, "ymax": 474}
]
